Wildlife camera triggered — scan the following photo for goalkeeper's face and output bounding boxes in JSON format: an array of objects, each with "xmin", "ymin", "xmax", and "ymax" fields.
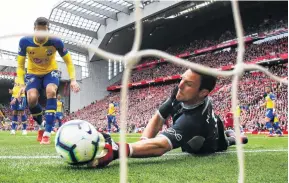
[
  {"xmin": 34, "ymin": 25, "xmax": 49, "ymax": 41},
  {"xmin": 176, "ymin": 70, "xmax": 208, "ymax": 104}
]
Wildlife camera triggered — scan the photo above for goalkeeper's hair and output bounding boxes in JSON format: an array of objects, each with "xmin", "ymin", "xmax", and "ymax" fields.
[
  {"xmin": 34, "ymin": 17, "xmax": 50, "ymax": 27},
  {"xmin": 190, "ymin": 69, "xmax": 217, "ymax": 92}
]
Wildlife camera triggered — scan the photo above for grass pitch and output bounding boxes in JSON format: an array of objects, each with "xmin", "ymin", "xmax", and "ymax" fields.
[{"xmin": 0, "ymin": 132, "xmax": 287, "ymax": 183}]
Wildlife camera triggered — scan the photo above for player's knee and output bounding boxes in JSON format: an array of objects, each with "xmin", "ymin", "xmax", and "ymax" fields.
[
  {"xmin": 46, "ymin": 84, "xmax": 57, "ymax": 98},
  {"xmin": 27, "ymin": 91, "xmax": 38, "ymax": 107},
  {"xmin": 186, "ymin": 136, "xmax": 205, "ymax": 153}
]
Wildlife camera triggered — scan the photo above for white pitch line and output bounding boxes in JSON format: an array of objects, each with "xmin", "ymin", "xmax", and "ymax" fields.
[
  {"xmin": 0, "ymin": 156, "xmax": 59, "ymax": 159},
  {"xmin": 0, "ymin": 149, "xmax": 287, "ymax": 159},
  {"xmin": 24, "ymin": 136, "xmax": 142, "ymax": 139},
  {"xmin": 24, "ymin": 135, "xmax": 288, "ymax": 139},
  {"xmin": 165, "ymin": 149, "xmax": 288, "ymax": 156}
]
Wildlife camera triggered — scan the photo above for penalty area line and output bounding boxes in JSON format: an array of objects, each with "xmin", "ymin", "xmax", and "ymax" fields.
[{"xmin": 0, "ymin": 149, "xmax": 287, "ymax": 159}]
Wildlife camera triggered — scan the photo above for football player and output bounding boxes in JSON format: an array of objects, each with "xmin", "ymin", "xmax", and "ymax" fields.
[
  {"xmin": 9, "ymin": 77, "xmax": 28, "ymax": 135},
  {"xmin": 260, "ymin": 86, "xmax": 276, "ymax": 137},
  {"xmin": 107, "ymin": 101, "xmax": 119, "ymax": 134},
  {"xmin": 16, "ymin": 17, "xmax": 80, "ymax": 144},
  {"xmin": 55, "ymin": 94, "xmax": 65, "ymax": 129},
  {"xmin": 89, "ymin": 69, "xmax": 248, "ymax": 168}
]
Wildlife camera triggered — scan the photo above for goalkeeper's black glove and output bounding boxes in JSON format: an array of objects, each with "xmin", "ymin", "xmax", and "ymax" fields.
[{"xmin": 158, "ymin": 86, "xmax": 178, "ymax": 120}]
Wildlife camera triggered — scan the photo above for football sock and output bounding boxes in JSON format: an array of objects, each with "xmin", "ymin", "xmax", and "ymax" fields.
[
  {"xmin": 29, "ymin": 104, "xmax": 43, "ymax": 126},
  {"xmin": 44, "ymin": 98, "xmax": 57, "ymax": 137}
]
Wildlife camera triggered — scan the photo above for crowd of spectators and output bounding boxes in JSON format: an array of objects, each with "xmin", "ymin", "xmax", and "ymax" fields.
[
  {"xmin": 113, "ymin": 36, "xmax": 287, "ymax": 85},
  {"xmin": 138, "ymin": 17, "xmax": 287, "ymax": 65}
]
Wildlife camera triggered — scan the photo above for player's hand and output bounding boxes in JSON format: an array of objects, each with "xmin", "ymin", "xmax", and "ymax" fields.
[
  {"xmin": 70, "ymin": 80, "xmax": 80, "ymax": 93},
  {"xmin": 17, "ymin": 87, "xmax": 26, "ymax": 101},
  {"xmin": 8, "ymin": 89, "xmax": 12, "ymax": 94},
  {"xmin": 171, "ymin": 86, "xmax": 179, "ymax": 100},
  {"xmin": 10, "ymin": 98, "xmax": 17, "ymax": 105}
]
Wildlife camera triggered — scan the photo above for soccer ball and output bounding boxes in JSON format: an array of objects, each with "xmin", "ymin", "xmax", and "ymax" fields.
[{"xmin": 55, "ymin": 120, "xmax": 106, "ymax": 165}]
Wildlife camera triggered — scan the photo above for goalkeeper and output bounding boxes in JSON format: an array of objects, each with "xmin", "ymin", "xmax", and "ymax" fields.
[{"xmin": 90, "ymin": 69, "xmax": 248, "ymax": 168}]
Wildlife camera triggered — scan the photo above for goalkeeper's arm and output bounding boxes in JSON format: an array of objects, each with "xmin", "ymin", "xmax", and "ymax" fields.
[
  {"xmin": 141, "ymin": 113, "xmax": 165, "ymax": 140},
  {"xmin": 142, "ymin": 86, "xmax": 178, "ymax": 139}
]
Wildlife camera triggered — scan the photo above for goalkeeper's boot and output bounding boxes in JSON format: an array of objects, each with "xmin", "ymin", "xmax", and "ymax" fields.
[
  {"xmin": 37, "ymin": 130, "xmax": 44, "ymax": 142},
  {"xmin": 225, "ymin": 130, "xmax": 248, "ymax": 144},
  {"xmin": 40, "ymin": 136, "xmax": 51, "ymax": 145}
]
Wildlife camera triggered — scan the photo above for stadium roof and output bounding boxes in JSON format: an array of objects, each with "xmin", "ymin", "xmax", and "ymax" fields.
[{"xmin": 49, "ymin": 0, "xmax": 157, "ymax": 54}]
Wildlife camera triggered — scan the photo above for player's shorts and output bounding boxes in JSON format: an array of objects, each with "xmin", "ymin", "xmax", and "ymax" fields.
[
  {"xmin": 265, "ymin": 109, "xmax": 274, "ymax": 120},
  {"xmin": 25, "ymin": 70, "xmax": 60, "ymax": 92},
  {"xmin": 107, "ymin": 115, "xmax": 116, "ymax": 123},
  {"xmin": 273, "ymin": 122, "xmax": 280, "ymax": 130},
  {"xmin": 10, "ymin": 97, "xmax": 26, "ymax": 111},
  {"xmin": 56, "ymin": 112, "xmax": 64, "ymax": 121},
  {"xmin": 266, "ymin": 122, "xmax": 272, "ymax": 129}
]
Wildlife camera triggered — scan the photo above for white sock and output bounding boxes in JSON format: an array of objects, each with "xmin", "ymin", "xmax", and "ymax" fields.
[
  {"xmin": 43, "ymin": 132, "xmax": 51, "ymax": 137},
  {"xmin": 39, "ymin": 124, "xmax": 45, "ymax": 130},
  {"xmin": 128, "ymin": 144, "xmax": 133, "ymax": 157}
]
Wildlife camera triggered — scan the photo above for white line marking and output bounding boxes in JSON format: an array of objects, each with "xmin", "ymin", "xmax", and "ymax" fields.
[
  {"xmin": 0, "ymin": 149, "xmax": 287, "ymax": 159},
  {"xmin": 165, "ymin": 149, "xmax": 288, "ymax": 156},
  {"xmin": 24, "ymin": 136, "xmax": 142, "ymax": 139}
]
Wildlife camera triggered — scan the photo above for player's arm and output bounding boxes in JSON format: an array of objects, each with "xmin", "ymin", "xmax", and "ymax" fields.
[
  {"xmin": 0, "ymin": 110, "xmax": 5, "ymax": 118},
  {"xmin": 92, "ymin": 114, "xmax": 201, "ymax": 168},
  {"xmin": 55, "ymin": 39, "xmax": 79, "ymax": 92},
  {"xmin": 16, "ymin": 38, "xmax": 27, "ymax": 97},
  {"xmin": 270, "ymin": 94, "xmax": 276, "ymax": 113},
  {"xmin": 260, "ymin": 102, "xmax": 266, "ymax": 108},
  {"xmin": 131, "ymin": 114, "xmax": 202, "ymax": 157},
  {"xmin": 62, "ymin": 103, "xmax": 65, "ymax": 114},
  {"xmin": 142, "ymin": 86, "xmax": 178, "ymax": 139},
  {"xmin": 141, "ymin": 113, "xmax": 165, "ymax": 139}
]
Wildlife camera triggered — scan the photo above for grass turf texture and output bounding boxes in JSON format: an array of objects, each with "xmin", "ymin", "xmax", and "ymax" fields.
[{"xmin": 0, "ymin": 132, "xmax": 287, "ymax": 183}]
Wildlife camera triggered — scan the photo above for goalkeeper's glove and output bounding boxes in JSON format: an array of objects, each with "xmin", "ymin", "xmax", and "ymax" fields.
[
  {"xmin": 88, "ymin": 133, "xmax": 131, "ymax": 168},
  {"xmin": 158, "ymin": 86, "xmax": 178, "ymax": 120}
]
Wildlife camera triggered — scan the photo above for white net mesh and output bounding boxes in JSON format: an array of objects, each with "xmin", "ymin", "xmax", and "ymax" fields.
[{"xmin": 0, "ymin": 1, "xmax": 287, "ymax": 183}]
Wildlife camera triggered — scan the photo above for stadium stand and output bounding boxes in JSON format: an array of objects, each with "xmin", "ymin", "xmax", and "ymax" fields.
[{"xmin": 1, "ymin": 13, "xmax": 287, "ymax": 134}]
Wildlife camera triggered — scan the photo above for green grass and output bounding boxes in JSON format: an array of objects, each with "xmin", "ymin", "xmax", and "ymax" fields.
[{"xmin": 0, "ymin": 132, "xmax": 287, "ymax": 183}]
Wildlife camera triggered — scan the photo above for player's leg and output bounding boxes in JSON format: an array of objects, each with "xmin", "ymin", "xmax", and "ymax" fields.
[
  {"xmin": 41, "ymin": 71, "xmax": 59, "ymax": 144},
  {"xmin": 112, "ymin": 116, "xmax": 120, "ymax": 132},
  {"xmin": 10, "ymin": 97, "xmax": 19, "ymax": 134},
  {"xmin": 273, "ymin": 122, "xmax": 283, "ymax": 137},
  {"xmin": 107, "ymin": 116, "xmax": 112, "ymax": 134},
  {"xmin": 58, "ymin": 113, "xmax": 63, "ymax": 128},
  {"xmin": 265, "ymin": 109, "xmax": 274, "ymax": 137},
  {"xmin": 25, "ymin": 74, "xmax": 44, "ymax": 141},
  {"xmin": 18, "ymin": 97, "xmax": 28, "ymax": 135},
  {"xmin": 265, "ymin": 119, "xmax": 273, "ymax": 137},
  {"xmin": 19, "ymin": 111, "xmax": 27, "ymax": 135},
  {"xmin": 55, "ymin": 112, "xmax": 63, "ymax": 129},
  {"xmin": 10, "ymin": 109, "xmax": 18, "ymax": 135}
]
